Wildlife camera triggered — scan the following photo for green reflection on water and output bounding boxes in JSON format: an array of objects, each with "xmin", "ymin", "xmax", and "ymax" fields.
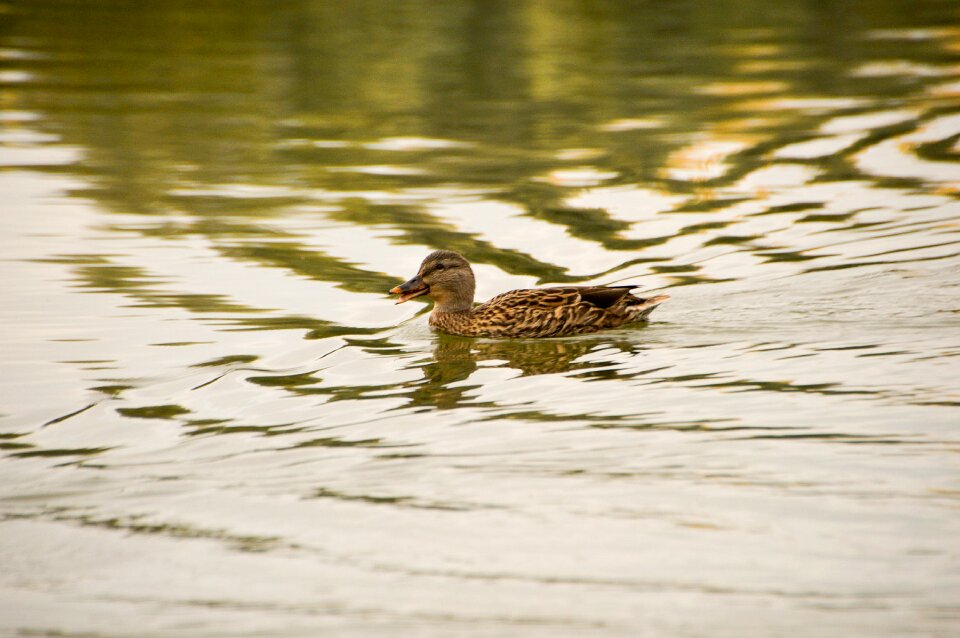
[
  {"xmin": 6, "ymin": 1, "xmax": 955, "ymax": 217},
  {"xmin": 116, "ymin": 404, "xmax": 192, "ymax": 420}
]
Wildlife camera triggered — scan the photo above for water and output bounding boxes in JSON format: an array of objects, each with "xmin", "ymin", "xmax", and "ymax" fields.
[{"xmin": 1, "ymin": 1, "xmax": 959, "ymax": 636}]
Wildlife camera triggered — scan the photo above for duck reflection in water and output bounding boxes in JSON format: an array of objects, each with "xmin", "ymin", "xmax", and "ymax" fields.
[{"xmin": 406, "ymin": 333, "xmax": 650, "ymax": 410}]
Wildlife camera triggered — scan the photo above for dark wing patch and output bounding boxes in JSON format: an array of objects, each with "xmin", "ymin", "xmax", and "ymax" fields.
[{"xmin": 576, "ymin": 286, "xmax": 633, "ymax": 309}]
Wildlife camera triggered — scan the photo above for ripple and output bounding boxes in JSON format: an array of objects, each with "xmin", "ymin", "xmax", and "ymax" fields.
[
  {"xmin": 0, "ymin": 145, "xmax": 83, "ymax": 167},
  {"xmin": 535, "ymin": 166, "xmax": 619, "ymax": 187},
  {"xmin": 362, "ymin": 137, "xmax": 471, "ymax": 152}
]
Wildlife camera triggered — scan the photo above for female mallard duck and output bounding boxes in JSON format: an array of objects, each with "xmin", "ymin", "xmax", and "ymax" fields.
[{"xmin": 390, "ymin": 250, "xmax": 669, "ymax": 338}]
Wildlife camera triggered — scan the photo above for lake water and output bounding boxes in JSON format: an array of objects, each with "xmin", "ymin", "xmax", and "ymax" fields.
[{"xmin": 1, "ymin": 1, "xmax": 959, "ymax": 636}]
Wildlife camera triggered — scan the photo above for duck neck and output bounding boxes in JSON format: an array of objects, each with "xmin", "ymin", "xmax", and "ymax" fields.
[{"xmin": 433, "ymin": 281, "xmax": 474, "ymax": 314}]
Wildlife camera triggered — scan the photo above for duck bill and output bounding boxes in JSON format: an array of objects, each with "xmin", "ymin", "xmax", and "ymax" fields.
[{"xmin": 389, "ymin": 275, "xmax": 429, "ymax": 304}]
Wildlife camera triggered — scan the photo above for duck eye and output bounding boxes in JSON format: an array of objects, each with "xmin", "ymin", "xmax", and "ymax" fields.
[{"xmin": 435, "ymin": 263, "xmax": 446, "ymax": 271}]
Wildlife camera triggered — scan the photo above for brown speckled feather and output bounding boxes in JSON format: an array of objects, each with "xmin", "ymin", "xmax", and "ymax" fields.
[
  {"xmin": 431, "ymin": 286, "xmax": 668, "ymax": 338},
  {"xmin": 392, "ymin": 251, "xmax": 669, "ymax": 338}
]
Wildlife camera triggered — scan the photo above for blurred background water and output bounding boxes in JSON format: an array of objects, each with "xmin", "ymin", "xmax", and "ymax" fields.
[{"xmin": 1, "ymin": 1, "xmax": 959, "ymax": 636}]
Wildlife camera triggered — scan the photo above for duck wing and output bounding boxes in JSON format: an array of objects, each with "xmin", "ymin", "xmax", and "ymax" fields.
[
  {"xmin": 574, "ymin": 285, "xmax": 636, "ymax": 309},
  {"xmin": 484, "ymin": 286, "xmax": 634, "ymax": 310},
  {"xmin": 462, "ymin": 285, "xmax": 664, "ymax": 338}
]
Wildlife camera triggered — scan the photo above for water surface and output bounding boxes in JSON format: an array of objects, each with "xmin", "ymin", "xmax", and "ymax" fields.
[{"xmin": 1, "ymin": 1, "xmax": 959, "ymax": 636}]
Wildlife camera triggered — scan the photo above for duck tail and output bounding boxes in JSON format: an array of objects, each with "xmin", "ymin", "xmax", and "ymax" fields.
[{"xmin": 628, "ymin": 293, "xmax": 670, "ymax": 321}]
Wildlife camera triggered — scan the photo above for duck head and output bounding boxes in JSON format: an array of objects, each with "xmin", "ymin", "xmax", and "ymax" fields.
[{"xmin": 390, "ymin": 250, "xmax": 475, "ymax": 312}]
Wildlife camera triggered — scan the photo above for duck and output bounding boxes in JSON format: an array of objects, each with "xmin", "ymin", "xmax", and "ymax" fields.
[{"xmin": 390, "ymin": 250, "xmax": 669, "ymax": 338}]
